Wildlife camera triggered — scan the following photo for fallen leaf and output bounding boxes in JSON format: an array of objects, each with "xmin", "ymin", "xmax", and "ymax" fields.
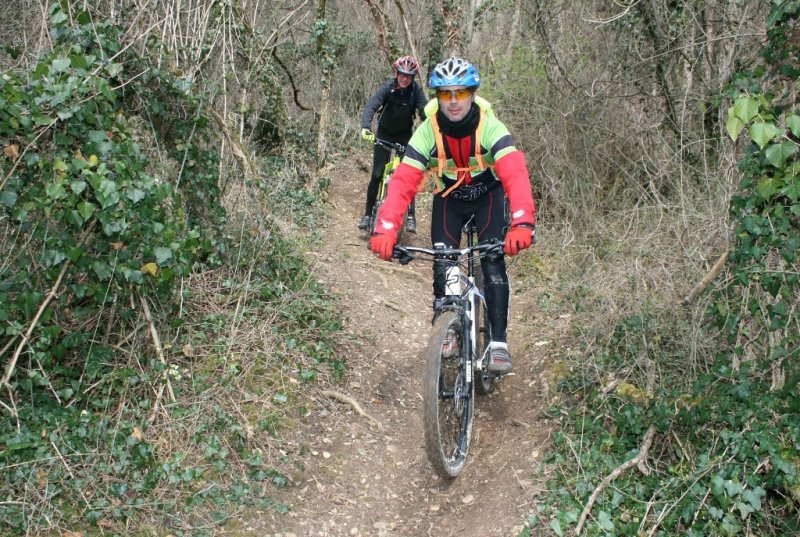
[
  {"xmin": 3, "ymin": 144, "xmax": 19, "ymax": 160},
  {"xmin": 141, "ymin": 262, "xmax": 158, "ymax": 276},
  {"xmin": 131, "ymin": 426, "xmax": 144, "ymax": 442},
  {"xmin": 181, "ymin": 343, "xmax": 193, "ymax": 357},
  {"xmin": 110, "ymin": 242, "xmax": 125, "ymax": 250},
  {"xmin": 37, "ymin": 468, "xmax": 47, "ymax": 487}
]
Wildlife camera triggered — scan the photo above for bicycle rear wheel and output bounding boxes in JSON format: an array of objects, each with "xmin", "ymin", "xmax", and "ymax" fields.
[{"xmin": 423, "ymin": 310, "xmax": 473, "ymax": 479}]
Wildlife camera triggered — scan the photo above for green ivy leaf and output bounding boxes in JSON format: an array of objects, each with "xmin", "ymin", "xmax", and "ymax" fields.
[
  {"xmin": 756, "ymin": 177, "xmax": 781, "ymax": 199},
  {"xmin": 734, "ymin": 501, "xmax": 754, "ymax": 518},
  {"xmin": 720, "ymin": 513, "xmax": 742, "ymax": 536},
  {"xmin": 726, "ymin": 111, "xmax": 745, "ymax": 141},
  {"xmin": 105, "ymin": 63, "xmax": 123, "ymax": 77},
  {"xmin": 92, "ymin": 261, "xmax": 113, "ymax": 281},
  {"xmin": 723, "ymin": 479, "xmax": 744, "ymax": 497},
  {"xmin": 45, "ymin": 182, "xmax": 67, "ymax": 200},
  {"xmin": 787, "ymin": 114, "xmax": 800, "ymax": 137},
  {"xmin": 749, "ymin": 122, "xmax": 779, "ymax": 149},
  {"xmin": 44, "ymin": 249, "xmax": 66, "ymax": 267},
  {"xmin": 50, "ymin": 11, "xmax": 68, "ymax": 25},
  {"xmin": 782, "ymin": 178, "xmax": 800, "ymax": 201},
  {"xmin": 154, "ymin": 247, "xmax": 173, "ymax": 266},
  {"xmin": 765, "ymin": 141, "xmax": 798, "ymax": 169},
  {"xmin": 70, "ymin": 180, "xmax": 87, "ymax": 195},
  {"xmin": 70, "ymin": 54, "xmax": 88, "ymax": 70},
  {"xmin": 549, "ymin": 519, "xmax": 564, "ymax": 537},
  {"xmin": 51, "ymin": 58, "xmax": 71, "ymax": 73},
  {"xmin": 67, "ymin": 209, "xmax": 84, "ymax": 227},
  {"xmin": 78, "ymin": 201, "xmax": 96, "ymax": 220},
  {"xmin": 33, "ymin": 114, "xmax": 53, "ymax": 126},
  {"xmin": 733, "ymin": 96, "xmax": 759, "ymax": 123},
  {"xmin": 0, "ymin": 189, "xmax": 17, "ymax": 207},
  {"xmin": 96, "ymin": 179, "xmax": 120, "ymax": 209},
  {"xmin": 597, "ymin": 511, "xmax": 614, "ymax": 531},
  {"xmin": 65, "ymin": 246, "xmax": 83, "ymax": 262},
  {"xmin": 54, "ymin": 131, "xmax": 73, "ymax": 145},
  {"xmin": 127, "ymin": 189, "xmax": 146, "ymax": 203}
]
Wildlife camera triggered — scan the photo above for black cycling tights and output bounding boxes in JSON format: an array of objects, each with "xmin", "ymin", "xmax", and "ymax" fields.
[
  {"xmin": 365, "ymin": 143, "xmax": 416, "ymax": 217},
  {"xmin": 431, "ymin": 187, "xmax": 510, "ymax": 343}
]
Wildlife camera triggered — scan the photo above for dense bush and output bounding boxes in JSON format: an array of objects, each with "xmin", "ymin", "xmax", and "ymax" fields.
[
  {"xmin": 1, "ymin": 4, "xmax": 342, "ymax": 534},
  {"xmin": 526, "ymin": 3, "xmax": 798, "ymax": 536}
]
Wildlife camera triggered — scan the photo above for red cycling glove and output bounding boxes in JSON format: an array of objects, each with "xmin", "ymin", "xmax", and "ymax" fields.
[
  {"xmin": 504, "ymin": 226, "xmax": 533, "ymax": 256},
  {"xmin": 370, "ymin": 233, "xmax": 397, "ymax": 261}
]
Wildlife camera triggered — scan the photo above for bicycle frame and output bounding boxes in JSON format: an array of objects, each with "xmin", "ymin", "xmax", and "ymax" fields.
[
  {"xmin": 394, "ymin": 221, "xmax": 502, "ymax": 375},
  {"xmin": 370, "ymin": 138, "xmax": 407, "ymax": 235},
  {"xmin": 394, "ymin": 222, "xmax": 503, "ymax": 478},
  {"xmin": 374, "ymin": 139, "xmax": 406, "ymax": 201}
]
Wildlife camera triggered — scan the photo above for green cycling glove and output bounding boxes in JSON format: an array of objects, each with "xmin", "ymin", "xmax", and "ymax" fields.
[{"xmin": 361, "ymin": 128, "xmax": 375, "ymax": 143}]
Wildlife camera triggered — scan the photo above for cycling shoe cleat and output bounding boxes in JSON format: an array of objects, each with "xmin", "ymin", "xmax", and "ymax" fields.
[{"xmin": 488, "ymin": 342, "xmax": 512, "ymax": 374}]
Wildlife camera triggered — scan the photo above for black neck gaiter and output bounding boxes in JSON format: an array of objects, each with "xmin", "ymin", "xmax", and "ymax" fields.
[{"xmin": 435, "ymin": 103, "xmax": 480, "ymax": 138}]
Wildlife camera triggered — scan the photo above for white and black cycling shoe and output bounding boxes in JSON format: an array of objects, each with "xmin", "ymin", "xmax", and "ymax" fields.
[{"xmin": 487, "ymin": 342, "xmax": 512, "ymax": 374}]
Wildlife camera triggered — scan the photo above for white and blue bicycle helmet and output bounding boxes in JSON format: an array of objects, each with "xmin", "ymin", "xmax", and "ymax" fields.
[{"xmin": 428, "ymin": 57, "xmax": 481, "ymax": 89}]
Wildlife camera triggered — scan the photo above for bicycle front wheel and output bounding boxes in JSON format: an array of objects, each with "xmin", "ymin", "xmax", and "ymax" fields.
[{"xmin": 422, "ymin": 310, "xmax": 473, "ymax": 479}]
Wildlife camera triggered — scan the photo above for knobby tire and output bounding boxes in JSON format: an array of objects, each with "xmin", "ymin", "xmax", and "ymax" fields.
[{"xmin": 423, "ymin": 310, "xmax": 473, "ymax": 479}]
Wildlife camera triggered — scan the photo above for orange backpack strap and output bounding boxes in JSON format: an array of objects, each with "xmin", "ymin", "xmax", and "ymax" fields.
[
  {"xmin": 474, "ymin": 108, "xmax": 487, "ymax": 170},
  {"xmin": 429, "ymin": 113, "xmax": 447, "ymax": 178},
  {"xmin": 429, "ymin": 108, "xmax": 492, "ymax": 197}
]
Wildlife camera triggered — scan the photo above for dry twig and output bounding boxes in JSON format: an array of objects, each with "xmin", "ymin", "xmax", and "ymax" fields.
[
  {"xmin": 575, "ymin": 425, "xmax": 656, "ymax": 535},
  {"xmin": 322, "ymin": 390, "xmax": 383, "ymax": 431},
  {"xmin": 140, "ymin": 295, "xmax": 176, "ymax": 424},
  {"xmin": 682, "ymin": 250, "xmax": 729, "ymax": 306}
]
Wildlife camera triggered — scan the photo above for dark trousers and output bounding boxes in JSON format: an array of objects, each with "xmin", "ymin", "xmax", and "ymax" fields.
[
  {"xmin": 430, "ymin": 186, "xmax": 510, "ymax": 343},
  {"xmin": 365, "ymin": 144, "xmax": 416, "ymax": 217}
]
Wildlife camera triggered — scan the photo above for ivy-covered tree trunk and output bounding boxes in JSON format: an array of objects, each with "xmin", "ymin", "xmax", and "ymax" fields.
[
  {"xmin": 363, "ymin": 0, "xmax": 400, "ymax": 64},
  {"xmin": 314, "ymin": 0, "xmax": 332, "ymax": 169}
]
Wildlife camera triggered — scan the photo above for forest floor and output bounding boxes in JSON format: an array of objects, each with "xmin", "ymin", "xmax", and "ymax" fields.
[{"xmin": 246, "ymin": 150, "xmax": 572, "ymax": 537}]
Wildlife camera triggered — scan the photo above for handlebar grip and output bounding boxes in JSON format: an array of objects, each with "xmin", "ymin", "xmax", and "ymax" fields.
[{"xmin": 393, "ymin": 246, "xmax": 413, "ymax": 265}]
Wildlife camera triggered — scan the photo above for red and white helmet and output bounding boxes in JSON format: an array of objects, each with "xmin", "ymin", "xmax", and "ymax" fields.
[{"xmin": 393, "ymin": 55, "xmax": 419, "ymax": 76}]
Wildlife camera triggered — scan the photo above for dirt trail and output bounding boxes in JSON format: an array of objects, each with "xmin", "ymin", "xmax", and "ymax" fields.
[{"xmin": 254, "ymin": 152, "xmax": 567, "ymax": 537}]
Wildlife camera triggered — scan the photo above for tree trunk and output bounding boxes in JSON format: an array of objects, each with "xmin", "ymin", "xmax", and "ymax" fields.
[
  {"xmin": 363, "ymin": 0, "xmax": 396, "ymax": 64},
  {"xmin": 314, "ymin": 0, "xmax": 332, "ymax": 173}
]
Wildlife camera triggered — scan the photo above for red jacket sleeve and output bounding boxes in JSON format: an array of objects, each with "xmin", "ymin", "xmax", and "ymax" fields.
[
  {"xmin": 374, "ymin": 163, "xmax": 424, "ymax": 236},
  {"xmin": 494, "ymin": 150, "xmax": 536, "ymax": 227}
]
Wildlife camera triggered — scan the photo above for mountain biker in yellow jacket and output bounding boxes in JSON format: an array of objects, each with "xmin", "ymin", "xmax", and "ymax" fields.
[
  {"xmin": 359, "ymin": 56, "xmax": 428, "ymax": 233},
  {"xmin": 370, "ymin": 57, "xmax": 536, "ymax": 374}
]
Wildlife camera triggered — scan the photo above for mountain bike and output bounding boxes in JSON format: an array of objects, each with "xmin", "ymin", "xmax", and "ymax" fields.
[
  {"xmin": 392, "ymin": 217, "xmax": 506, "ymax": 478},
  {"xmin": 368, "ymin": 138, "xmax": 411, "ymax": 236}
]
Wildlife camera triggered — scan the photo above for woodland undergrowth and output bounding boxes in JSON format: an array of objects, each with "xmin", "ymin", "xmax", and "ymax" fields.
[
  {"xmin": 523, "ymin": 3, "xmax": 799, "ymax": 536},
  {"xmin": 0, "ymin": 3, "xmax": 347, "ymax": 535}
]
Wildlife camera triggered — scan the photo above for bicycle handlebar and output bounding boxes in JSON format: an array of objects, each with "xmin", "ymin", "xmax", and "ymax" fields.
[
  {"xmin": 392, "ymin": 239, "xmax": 505, "ymax": 265},
  {"xmin": 374, "ymin": 138, "xmax": 406, "ymax": 154}
]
